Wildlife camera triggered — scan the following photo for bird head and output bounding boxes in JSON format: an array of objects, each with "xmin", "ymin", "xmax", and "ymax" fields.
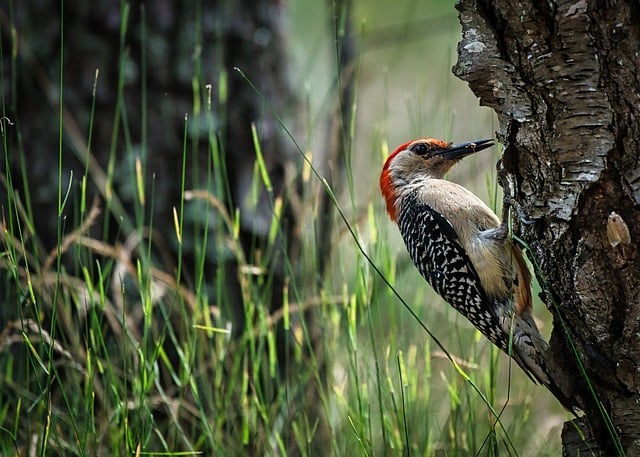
[{"xmin": 379, "ymin": 137, "xmax": 494, "ymax": 221}]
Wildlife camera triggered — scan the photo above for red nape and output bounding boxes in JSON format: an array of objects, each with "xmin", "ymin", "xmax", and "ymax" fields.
[{"xmin": 379, "ymin": 140, "xmax": 413, "ymax": 222}]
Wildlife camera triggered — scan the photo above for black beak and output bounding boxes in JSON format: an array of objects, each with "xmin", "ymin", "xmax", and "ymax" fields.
[{"xmin": 435, "ymin": 138, "xmax": 495, "ymax": 160}]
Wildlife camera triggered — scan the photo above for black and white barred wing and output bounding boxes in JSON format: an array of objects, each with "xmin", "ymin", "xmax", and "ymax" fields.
[{"xmin": 397, "ymin": 194, "xmax": 509, "ymax": 352}]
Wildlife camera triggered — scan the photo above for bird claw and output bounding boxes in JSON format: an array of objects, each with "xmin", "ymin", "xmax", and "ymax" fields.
[{"xmin": 504, "ymin": 197, "xmax": 536, "ymax": 226}]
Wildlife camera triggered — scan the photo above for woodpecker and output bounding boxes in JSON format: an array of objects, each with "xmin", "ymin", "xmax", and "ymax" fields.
[{"xmin": 380, "ymin": 137, "xmax": 577, "ymax": 410}]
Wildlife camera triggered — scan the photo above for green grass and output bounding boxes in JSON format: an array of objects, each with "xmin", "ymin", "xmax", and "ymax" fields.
[{"xmin": 0, "ymin": 1, "xmax": 569, "ymax": 456}]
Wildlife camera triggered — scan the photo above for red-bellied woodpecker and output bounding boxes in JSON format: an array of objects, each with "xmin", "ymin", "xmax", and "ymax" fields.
[{"xmin": 380, "ymin": 137, "xmax": 578, "ymax": 411}]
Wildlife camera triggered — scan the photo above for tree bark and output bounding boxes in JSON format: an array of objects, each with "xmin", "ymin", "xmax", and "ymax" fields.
[{"xmin": 453, "ymin": 0, "xmax": 640, "ymax": 455}]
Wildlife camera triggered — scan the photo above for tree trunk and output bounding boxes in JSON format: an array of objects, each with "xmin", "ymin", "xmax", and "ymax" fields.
[{"xmin": 453, "ymin": 0, "xmax": 640, "ymax": 455}]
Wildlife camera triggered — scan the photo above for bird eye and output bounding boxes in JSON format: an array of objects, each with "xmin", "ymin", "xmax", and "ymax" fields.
[{"xmin": 410, "ymin": 142, "xmax": 430, "ymax": 156}]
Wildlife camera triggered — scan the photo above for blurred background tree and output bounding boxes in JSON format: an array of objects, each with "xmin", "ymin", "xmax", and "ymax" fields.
[{"xmin": 2, "ymin": 0, "xmax": 324, "ymax": 453}]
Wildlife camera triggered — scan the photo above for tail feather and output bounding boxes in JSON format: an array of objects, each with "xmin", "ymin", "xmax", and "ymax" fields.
[
  {"xmin": 506, "ymin": 313, "xmax": 582, "ymax": 415},
  {"xmin": 513, "ymin": 347, "xmax": 582, "ymax": 415}
]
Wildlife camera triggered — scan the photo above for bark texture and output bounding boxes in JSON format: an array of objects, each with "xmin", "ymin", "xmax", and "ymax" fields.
[{"xmin": 453, "ymin": 1, "xmax": 640, "ymax": 455}]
